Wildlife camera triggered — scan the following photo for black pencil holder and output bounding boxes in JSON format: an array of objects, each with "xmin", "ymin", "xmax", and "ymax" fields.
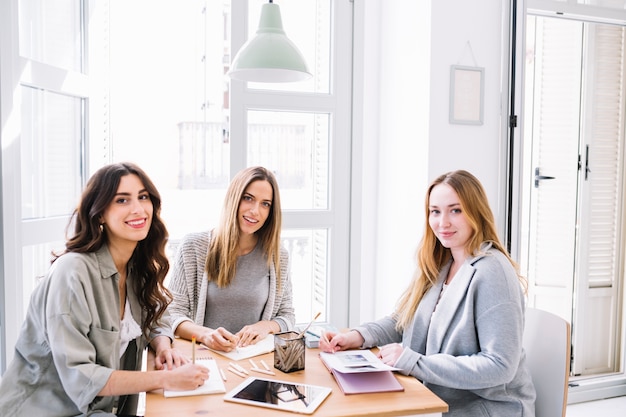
[{"xmin": 274, "ymin": 331, "xmax": 305, "ymax": 373}]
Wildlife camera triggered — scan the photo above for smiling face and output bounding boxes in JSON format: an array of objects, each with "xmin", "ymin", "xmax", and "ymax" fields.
[
  {"xmin": 101, "ymin": 173, "xmax": 153, "ymax": 249},
  {"xmin": 237, "ymin": 179, "xmax": 273, "ymax": 237},
  {"xmin": 428, "ymin": 183, "xmax": 474, "ymax": 260}
]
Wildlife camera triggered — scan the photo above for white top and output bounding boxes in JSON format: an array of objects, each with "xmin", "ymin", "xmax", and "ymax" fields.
[{"xmin": 120, "ymin": 298, "xmax": 142, "ymax": 357}]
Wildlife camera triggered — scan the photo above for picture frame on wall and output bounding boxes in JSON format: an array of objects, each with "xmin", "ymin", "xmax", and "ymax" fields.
[{"xmin": 449, "ymin": 65, "xmax": 484, "ymax": 125}]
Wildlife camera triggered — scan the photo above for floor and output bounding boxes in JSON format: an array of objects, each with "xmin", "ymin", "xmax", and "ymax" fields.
[{"xmin": 566, "ymin": 395, "xmax": 626, "ymax": 416}]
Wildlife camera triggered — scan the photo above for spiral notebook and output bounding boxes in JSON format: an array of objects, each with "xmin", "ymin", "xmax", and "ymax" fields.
[{"xmin": 163, "ymin": 359, "xmax": 226, "ymax": 398}]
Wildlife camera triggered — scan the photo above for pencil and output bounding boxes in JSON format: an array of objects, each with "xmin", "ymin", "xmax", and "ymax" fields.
[
  {"xmin": 251, "ymin": 367, "xmax": 276, "ymax": 376},
  {"xmin": 192, "ymin": 335, "xmax": 196, "ymax": 364},
  {"xmin": 228, "ymin": 366, "xmax": 246, "ymax": 378}
]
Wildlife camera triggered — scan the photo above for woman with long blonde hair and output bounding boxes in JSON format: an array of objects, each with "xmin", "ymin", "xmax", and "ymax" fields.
[
  {"xmin": 168, "ymin": 166, "xmax": 294, "ymax": 351},
  {"xmin": 320, "ymin": 170, "xmax": 535, "ymax": 417}
]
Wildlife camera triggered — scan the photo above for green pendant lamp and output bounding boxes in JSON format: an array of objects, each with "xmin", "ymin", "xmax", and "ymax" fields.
[{"xmin": 228, "ymin": 0, "xmax": 312, "ymax": 83}]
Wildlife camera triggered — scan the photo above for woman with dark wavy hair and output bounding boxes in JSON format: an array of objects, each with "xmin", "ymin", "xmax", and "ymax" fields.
[{"xmin": 0, "ymin": 162, "xmax": 208, "ymax": 416}]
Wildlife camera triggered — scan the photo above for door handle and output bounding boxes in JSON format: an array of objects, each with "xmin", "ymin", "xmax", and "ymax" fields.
[{"xmin": 534, "ymin": 167, "xmax": 555, "ymax": 188}]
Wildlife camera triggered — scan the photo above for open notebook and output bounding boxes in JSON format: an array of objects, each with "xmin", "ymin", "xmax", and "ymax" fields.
[
  {"xmin": 207, "ymin": 334, "xmax": 274, "ymax": 361},
  {"xmin": 319, "ymin": 350, "xmax": 404, "ymax": 395},
  {"xmin": 163, "ymin": 359, "xmax": 226, "ymax": 398}
]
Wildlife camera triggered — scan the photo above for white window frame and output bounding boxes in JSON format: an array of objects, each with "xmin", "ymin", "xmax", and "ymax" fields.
[
  {"xmin": 229, "ymin": 0, "xmax": 354, "ymax": 327},
  {"xmin": 0, "ymin": 0, "xmax": 105, "ymax": 371}
]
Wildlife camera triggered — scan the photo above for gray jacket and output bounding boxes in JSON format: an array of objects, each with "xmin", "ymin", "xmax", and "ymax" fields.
[
  {"xmin": 167, "ymin": 230, "xmax": 295, "ymax": 333},
  {"xmin": 0, "ymin": 245, "xmax": 173, "ymax": 416},
  {"xmin": 356, "ymin": 243, "xmax": 536, "ymax": 417}
]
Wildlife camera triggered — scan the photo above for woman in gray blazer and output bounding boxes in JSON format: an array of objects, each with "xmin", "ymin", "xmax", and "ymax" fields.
[{"xmin": 321, "ymin": 170, "xmax": 536, "ymax": 417}]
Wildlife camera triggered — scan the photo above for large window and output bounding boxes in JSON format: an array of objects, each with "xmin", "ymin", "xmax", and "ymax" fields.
[
  {"xmin": 107, "ymin": 0, "xmax": 352, "ymax": 325},
  {"xmin": 0, "ymin": 0, "xmax": 91, "ymax": 371},
  {"xmin": 0, "ymin": 0, "xmax": 353, "ymax": 373}
]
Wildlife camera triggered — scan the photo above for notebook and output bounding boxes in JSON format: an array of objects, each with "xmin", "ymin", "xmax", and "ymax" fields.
[
  {"xmin": 319, "ymin": 350, "xmax": 404, "ymax": 395},
  {"xmin": 163, "ymin": 358, "xmax": 226, "ymax": 397},
  {"xmin": 207, "ymin": 334, "xmax": 274, "ymax": 361}
]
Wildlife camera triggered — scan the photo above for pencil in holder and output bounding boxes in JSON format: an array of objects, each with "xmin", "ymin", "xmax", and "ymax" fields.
[{"xmin": 274, "ymin": 331, "xmax": 305, "ymax": 373}]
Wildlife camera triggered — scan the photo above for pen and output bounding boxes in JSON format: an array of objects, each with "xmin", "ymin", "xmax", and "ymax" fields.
[
  {"xmin": 297, "ymin": 311, "xmax": 321, "ymax": 338},
  {"xmin": 191, "ymin": 335, "xmax": 196, "ymax": 364},
  {"xmin": 220, "ymin": 368, "xmax": 227, "ymax": 381}
]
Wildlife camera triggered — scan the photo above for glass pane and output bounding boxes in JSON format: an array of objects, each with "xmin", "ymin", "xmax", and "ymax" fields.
[
  {"xmin": 22, "ymin": 241, "xmax": 65, "ymax": 317},
  {"xmin": 580, "ymin": 0, "xmax": 626, "ymax": 9},
  {"xmin": 282, "ymin": 229, "xmax": 328, "ymax": 324},
  {"xmin": 247, "ymin": 110, "xmax": 330, "ymax": 210},
  {"xmin": 245, "ymin": 0, "xmax": 332, "ymax": 93},
  {"xmin": 109, "ymin": 0, "xmax": 231, "ymax": 242},
  {"xmin": 21, "ymin": 87, "xmax": 84, "ymax": 220},
  {"xmin": 19, "ymin": 0, "xmax": 83, "ymax": 71}
]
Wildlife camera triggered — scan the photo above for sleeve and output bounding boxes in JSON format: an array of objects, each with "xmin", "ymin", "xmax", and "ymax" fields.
[
  {"xmin": 45, "ymin": 259, "xmax": 116, "ymax": 413},
  {"xmin": 353, "ymin": 315, "xmax": 403, "ymax": 348},
  {"xmin": 148, "ymin": 308, "xmax": 175, "ymax": 343},
  {"xmin": 270, "ymin": 247, "xmax": 296, "ymax": 331},
  {"xmin": 166, "ymin": 233, "xmax": 206, "ymax": 332}
]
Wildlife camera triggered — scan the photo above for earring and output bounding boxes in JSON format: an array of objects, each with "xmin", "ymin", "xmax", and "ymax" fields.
[{"xmin": 99, "ymin": 224, "xmax": 104, "ymax": 233}]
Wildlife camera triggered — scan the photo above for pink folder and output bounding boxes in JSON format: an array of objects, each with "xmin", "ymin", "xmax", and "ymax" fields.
[{"xmin": 330, "ymin": 368, "xmax": 405, "ymax": 395}]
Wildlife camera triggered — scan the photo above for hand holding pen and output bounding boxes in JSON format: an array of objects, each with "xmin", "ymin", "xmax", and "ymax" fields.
[
  {"xmin": 202, "ymin": 327, "xmax": 240, "ymax": 352},
  {"xmin": 319, "ymin": 329, "xmax": 365, "ymax": 353}
]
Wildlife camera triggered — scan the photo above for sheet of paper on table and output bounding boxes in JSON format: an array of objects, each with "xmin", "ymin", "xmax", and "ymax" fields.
[{"xmin": 207, "ymin": 334, "xmax": 274, "ymax": 361}]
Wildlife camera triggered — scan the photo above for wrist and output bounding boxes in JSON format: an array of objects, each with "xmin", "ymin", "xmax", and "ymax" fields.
[
  {"xmin": 200, "ymin": 329, "xmax": 214, "ymax": 347},
  {"xmin": 152, "ymin": 335, "xmax": 171, "ymax": 352}
]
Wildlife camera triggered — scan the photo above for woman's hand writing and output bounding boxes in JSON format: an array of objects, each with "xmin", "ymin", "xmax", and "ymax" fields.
[
  {"xmin": 319, "ymin": 330, "xmax": 364, "ymax": 353},
  {"xmin": 236, "ymin": 321, "xmax": 276, "ymax": 347},
  {"xmin": 162, "ymin": 363, "xmax": 210, "ymax": 391},
  {"xmin": 201, "ymin": 327, "xmax": 240, "ymax": 352}
]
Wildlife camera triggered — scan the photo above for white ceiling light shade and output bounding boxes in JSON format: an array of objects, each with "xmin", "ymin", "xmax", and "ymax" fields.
[{"xmin": 228, "ymin": 1, "xmax": 312, "ymax": 83}]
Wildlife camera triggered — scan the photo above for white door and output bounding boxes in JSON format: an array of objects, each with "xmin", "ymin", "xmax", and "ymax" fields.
[{"xmin": 521, "ymin": 14, "xmax": 626, "ymax": 377}]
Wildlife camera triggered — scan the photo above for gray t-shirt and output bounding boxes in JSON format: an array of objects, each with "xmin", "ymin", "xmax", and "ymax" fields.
[{"xmin": 203, "ymin": 243, "xmax": 270, "ymax": 333}]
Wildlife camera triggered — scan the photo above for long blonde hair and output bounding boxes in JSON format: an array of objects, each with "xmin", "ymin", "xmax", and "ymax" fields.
[
  {"xmin": 205, "ymin": 166, "xmax": 283, "ymax": 288},
  {"xmin": 394, "ymin": 170, "xmax": 525, "ymax": 330}
]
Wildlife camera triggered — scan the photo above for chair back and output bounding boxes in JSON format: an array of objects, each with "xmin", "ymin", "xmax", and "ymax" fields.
[{"xmin": 522, "ymin": 307, "xmax": 571, "ymax": 417}]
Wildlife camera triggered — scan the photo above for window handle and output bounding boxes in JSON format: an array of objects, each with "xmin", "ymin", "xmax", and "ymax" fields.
[{"xmin": 534, "ymin": 167, "xmax": 556, "ymax": 188}]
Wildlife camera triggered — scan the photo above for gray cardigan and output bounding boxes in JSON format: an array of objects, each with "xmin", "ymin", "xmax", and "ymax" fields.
[
  {"xmin": 167, "ymin": 231, "xmax": 295, "ymax": 333},
  {"xmin": 356, "ymin": 243, "xmax": 536, "ymax": 417}
]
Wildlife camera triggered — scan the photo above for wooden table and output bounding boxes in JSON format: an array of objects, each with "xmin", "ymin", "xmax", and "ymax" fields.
[{"xmin": 144, "ymin": 339, "xmax": 448, "ymax": 417}]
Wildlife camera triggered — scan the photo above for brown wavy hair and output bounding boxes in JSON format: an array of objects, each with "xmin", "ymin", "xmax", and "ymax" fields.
[
  {"xmin": 54, "ymin": 162, "xmax": 171, "ymax": 332},
  {"xmin": 394, "ymin": 170, "xmax": 525, "ymax": 330},
  {"xmin": 205, "ymin": 166, "xmax": 282, "ymax": 289}
]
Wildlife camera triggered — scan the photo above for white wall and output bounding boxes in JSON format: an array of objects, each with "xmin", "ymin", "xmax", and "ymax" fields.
[{"xmin": 352, "ymin": 0, "xmax": 510, "ymax": 323}]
